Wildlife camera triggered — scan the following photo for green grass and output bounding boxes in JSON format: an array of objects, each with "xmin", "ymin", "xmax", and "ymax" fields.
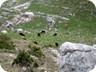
[
  {"xmin": 28, "ymin": 44, "xmax": 44, "ymax": 58},
  {"xmin": 0, "ymin": 34, "xmax": 15, "ymax": 50},
  {"xmin": 2, "ymin": 0, "xmax": 96, "ymax": 47},
  {"xmin": 8, "ymin": 16, "xmax": 96, "ymax": 47}
]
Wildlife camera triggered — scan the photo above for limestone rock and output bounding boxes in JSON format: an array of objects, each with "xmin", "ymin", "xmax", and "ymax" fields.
[{"xmin": 59, "ymin": 42, "xmax": 96, "ymax": 72}]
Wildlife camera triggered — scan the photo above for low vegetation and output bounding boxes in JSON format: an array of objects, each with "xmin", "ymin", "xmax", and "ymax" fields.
[
  {"xmin": 0, "ymin": 34, "xmax": 15, "ymax": 50},
  {"xmin": 12, "ymin": 50, "xmax": 33, "ymax": 67},
  {"xmin": 9, "ymin": 16, "xmax": 96, "ymax": 46},
  {"xmin": 28, "ymin": 44, "xmax": 44, "ymax": 58},
  {"xmin": 5, "ymin": 0, "xmax": 96, "ymax": 46}
]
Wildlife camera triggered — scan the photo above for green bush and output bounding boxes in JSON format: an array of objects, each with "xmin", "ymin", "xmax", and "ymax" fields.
[
  {"xmin": 0, "ymin": 34, "xmax": 15, "ymax": 50},
  {"xmin": 12, "ymin": 51, "xmax": 33, "ymax": 67},
  {"xmin": 28, "ymin": 45, "xmax": 44, "ymax": 58}
]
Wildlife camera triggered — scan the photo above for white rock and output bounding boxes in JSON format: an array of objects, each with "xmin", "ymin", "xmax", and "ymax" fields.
[
  {"xmin": 16, "ymin": 28, "xmax": 23, "ymax": 33},
  {"xmin": 22, "ymin": 67, "xmax": 26, "ymax": 72},
  {"xmin": 60, "ymin": 42, "xmax": 94, "ymax": 53},
  {"xmin": 24, "ymin": 12, "xmax": 35, "ymax": 17},
  {"xmin": 1, "ymin": 30, "xmax": 8, "ymax": 34},
  {"xmin": 48, "ymin": 48, "xmax": 60, "ymax": 64},
  {"xmin": 49, "ymin": 48, "xmax": 60, "ymax": 58},
  {"xmin": 59, "ymin": 42, "xmax": 96, "ymax": 72},
  {"xmin": 13, "ymin": 2, "xmax": 30, "ymax": 11}
]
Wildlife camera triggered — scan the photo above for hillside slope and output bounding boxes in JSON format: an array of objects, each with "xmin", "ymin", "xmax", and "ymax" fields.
[{"xmin": 0, "ymin": 0, "xmax": 96, "ymax": 72}]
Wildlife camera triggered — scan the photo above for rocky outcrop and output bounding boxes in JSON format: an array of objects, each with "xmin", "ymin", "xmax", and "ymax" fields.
[
  {"xmin": 1, "ymin": 11, "xmax": 35, "ymax": 30},
  {"xmin": 0, "ymin": 0, "xmax": 34, "ymax": 30},
  {"xmin": 59, "ymin": 42, "xmax": 96, "ymax": 72},
  {"xmin": 11, "ymin": 12, "xmax": 35, "ymax": 25}
]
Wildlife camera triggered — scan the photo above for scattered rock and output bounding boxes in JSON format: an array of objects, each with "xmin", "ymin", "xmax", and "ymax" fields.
[
  {"xmin": 13, "ymin": 2, "xmax": 30, "ymax": 11},
  {"xmin": 48, "ymin": 48, "xmax": 60, "ymax": 63},
  {"xmin": 46, "ymin": 15, "xmax": 55, "ymax": 30},
  {"xmin": 1, "ymin": 30, "xmax": 8, "ymax": 34},
  {"xmin": 49, "ymin": 48, "xmax": 60, "ymax": 58},
  {"xmin": 1, "ymin": 11, "xmax": 35, "ymax": 30},
  {"xmin": 1, "ymin": 12, "xmax": 9, "ymax": 16},
  {"xmin": 16, "ymin": 28, "xmax": 24, "ymax": 33},
  {"xmin": 1, "ymin": 21, "xmax": 13, "ymax": 30},
  {"xmin": 22, "ymin": 67, "xmax": 27, "ymax": 72}
]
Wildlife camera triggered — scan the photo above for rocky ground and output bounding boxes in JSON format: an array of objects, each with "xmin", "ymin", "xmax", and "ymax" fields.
[{"xmin": 0, "ymin": 39, "xmax": 59, "ymax": 72}]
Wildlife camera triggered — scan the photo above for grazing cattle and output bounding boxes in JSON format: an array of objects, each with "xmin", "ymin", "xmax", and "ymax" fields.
[
  {"xmin": 55, "ymin": 42, "xmax": 59, "ymax": 47},
  {"xmin": 33, "ymin": 41, "xmax": 38, "ymax": 45},
  {"xmin": 16, "ymin": 28, "xmax": 25, "ymax": 36},
  {"xmin": 37, "ymin": 33, "xmax": 41, "ymax": 37},
  {"xmin": 16, "ymin": 28, "xmax": 27, "ymax": 40},
  {"xmin": 19, "ymin": 32, "xmax": 25, "ymax": 36},
  {"xmin": 40, "ymin": 30, "xmax": 45, "ymax": 34},
  {"xmin": 19, "ymin": 33, "xmax": 26, "ymax": 40},
  {"xmin": 37, "ymin": 30, "xmax": 46, "ymax": 37},
  {"xmin": 53, "ymin": 33, "xmax": 57, "ymax": 36}
]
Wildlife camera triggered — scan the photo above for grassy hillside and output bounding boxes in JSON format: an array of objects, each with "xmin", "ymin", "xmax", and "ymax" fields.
[
  {"xmin": 0, "ymin": 0, "xmax": 96, "ymax": 72},
  {"xmin": 9, "ymin": 16, "xmax": 96, "ymax": 47},
  {"xmin": 1, "ymin": 0, "xmax": 96, "ymax": 46}
]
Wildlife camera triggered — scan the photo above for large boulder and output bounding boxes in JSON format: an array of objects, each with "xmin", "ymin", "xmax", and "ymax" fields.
[{"xmin": 59, "ymin": 42, "xmax": 96, "ymax": 72}]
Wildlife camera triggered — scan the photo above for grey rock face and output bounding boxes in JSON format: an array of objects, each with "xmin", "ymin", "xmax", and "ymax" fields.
[{"xmin": 59, "ymin": 42, "xmax": 96, "ymax": 72}]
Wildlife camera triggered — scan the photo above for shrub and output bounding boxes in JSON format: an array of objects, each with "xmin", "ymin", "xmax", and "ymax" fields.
[
  {"xmin": 0, "ymin": 34, "xmax": 15, "ymax": 50},
  {"xmin": 28, "ymin": 45, "xmax": 44, "ymax": 58},
  {"xmin": 12, "ymin": 50, "xmax": 33, "ymax": 67}
]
